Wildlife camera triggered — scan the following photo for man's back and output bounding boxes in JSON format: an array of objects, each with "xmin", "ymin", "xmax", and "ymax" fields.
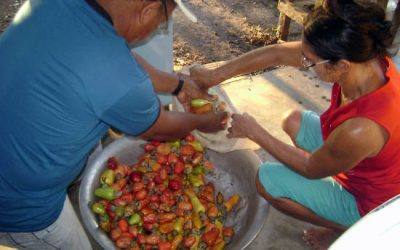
[{"xmin": 0, "ymin": 0, "xmax": 159, "ymax": 232}]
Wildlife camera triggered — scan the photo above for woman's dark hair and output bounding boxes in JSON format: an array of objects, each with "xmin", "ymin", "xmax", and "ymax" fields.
[{"xmin": 304, "ymin": 0, "xmax": 394, "ymax": 63}]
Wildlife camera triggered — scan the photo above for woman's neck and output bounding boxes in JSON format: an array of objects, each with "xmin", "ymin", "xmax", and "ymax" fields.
[{"xmin": 340, "ymin": 58, "xmax": 387, "ymax": 103}]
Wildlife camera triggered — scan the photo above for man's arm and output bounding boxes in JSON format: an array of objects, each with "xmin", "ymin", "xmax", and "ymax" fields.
[
  {"xmin": 190, "ymin": 41, "xmax": 303, "ymax": 88},
  {"xmin": 132, "ymin": 52, "xmax": 214, "ymax": 108},
  {"xmin": 229, "ymin": 114, "xmax": 387, "ymax": 179},
  {"xmin": 132, "ymin": 52, "xmax": 180, "ymax": 94},
  {"xmin": 140, "ymin": 108, "xmax": 229, "ymax": 141}
]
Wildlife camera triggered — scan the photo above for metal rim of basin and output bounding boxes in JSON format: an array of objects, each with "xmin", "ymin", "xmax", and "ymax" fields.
[{"xmin": 79, "ymin": 137, "xmax": 269, "ymax": 249}]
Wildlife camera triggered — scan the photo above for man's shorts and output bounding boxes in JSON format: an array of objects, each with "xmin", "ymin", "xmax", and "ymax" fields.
[{"xmin": 258, "ymin": 111, "xmax": 361, "ymax": 227}]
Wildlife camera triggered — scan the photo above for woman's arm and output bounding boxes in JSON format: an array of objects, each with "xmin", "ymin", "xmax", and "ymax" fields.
[
  {"xmin": 190, "ymin": 41, "xmax": 303, "ymax": 88},
  {"xmin": 228, "ymin": 114, "xmax": 387, "ymax": 179},
  {"xmin": 132, "ymin": 52, "xmax": 214, "ymax": 103}
]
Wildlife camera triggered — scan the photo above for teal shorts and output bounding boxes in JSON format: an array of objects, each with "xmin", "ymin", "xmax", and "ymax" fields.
[{"xmin": 259, "ymin": 111, "xmax": 361, "ymax": 227}]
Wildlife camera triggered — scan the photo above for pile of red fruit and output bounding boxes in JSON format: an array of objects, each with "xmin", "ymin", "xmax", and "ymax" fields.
[{"xmin": 91, "ymin": 135, "xmax": 240, "ymax": 250}]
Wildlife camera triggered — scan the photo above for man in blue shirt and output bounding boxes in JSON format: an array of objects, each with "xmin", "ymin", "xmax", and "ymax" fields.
[{"xmin": 0, "ymin": 0, "xmax": 227, "ymax": 248}]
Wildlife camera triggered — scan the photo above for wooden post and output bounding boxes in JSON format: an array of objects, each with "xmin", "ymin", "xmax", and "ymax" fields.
[{"xmin": 277, "ymin": 12, "xmax": 291, "ymax": 41}]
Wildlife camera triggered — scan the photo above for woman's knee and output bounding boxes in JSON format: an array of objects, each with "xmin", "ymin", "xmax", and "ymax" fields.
[{"xmin": 282, "ymin": 110, "xmax": 302, "ymax": 140}]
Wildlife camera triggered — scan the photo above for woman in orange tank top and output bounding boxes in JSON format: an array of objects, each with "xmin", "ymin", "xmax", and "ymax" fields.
[{"xmin": 190, "ymin": 0, "xmax": 399, "ymax": 248}]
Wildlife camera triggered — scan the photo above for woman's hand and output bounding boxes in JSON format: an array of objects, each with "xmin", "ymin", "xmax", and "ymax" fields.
[
  {"xmin": 227, "ymin": 113, "xmax": 261, "ymax": 139},
  {"xmin": 189, "ymin": 64, "xmax": 221, "ymax": 90},
  {"xmin": 177, "ymin": 73, "xmax": 216, "ymax": 111}
]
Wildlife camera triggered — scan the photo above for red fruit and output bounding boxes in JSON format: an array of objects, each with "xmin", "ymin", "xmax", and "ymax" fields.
[
  {"xmin": 111, "ymin": 178, "xmax": 127, "ymax": 191},
  {"xmin": 159, "ymin": 203, "xmax": 171, "ymax": 212},
  {"xmin": 113, "ymin": 198, "xmax": 127, "ymax": 207},
  {"xmin": 174, "ymin": 161, "xmax": 185, "ymax": 174},
  {"xmin": 133, "ymin": 182, "xmax": 145, "ymax": 192},
  {"xmin": 157, "ymin": 144, "xmax": 171, "ymax": 156},
  {"xmin": 207, "ymin": 205, "xmax": 218, "ymax": 218},
  {"xmin": 137, "ymin": 198, "xmax": 150, "ymax": 210},
  {"xmin": 149, "ymin": 202, "xmax": 159, "ymax": 210},
  {"xmin": 204, "ymin": 160, "xmax": 214, "ymax": 171},
  {"xmin": 149, "ymin": 195, "xmax": 159, "ymax": 203},
  {"xmin": 202, "ymin": 228, "xmax": 220, "ymax": 246},
  {"xmin": 178, "ymin": 201, "xmax": 193, "ymax": 211},
  {"xmin": 141, "ymin": 207, "xmax": 153, "ymax": 215},
  {"xmin": 129, "ymin": 226, "xmax": 139, "ymax": 237},
  {"xmin": 157, "ymin": 184, "xmax": 167, "ymax": 192},
  {"xmin": 223, "ymin": 226, "xmax": 234, "ymax": 237},
  {"xmin": 107, "ymin": 211, "xmax": 116, "ymax": 219},
  {"xmin": 184, "ymin": 236, "xmax": 196, "ymax": 247},
  {"xmin": 159, "ymin": 222, "xmax": 174, "ymax": 234},
  {"xmin": 185, "ymin": 134, "xmax": 196, "ymax": 142},
  {"xmin": 168, "ymin": 179, "xmax": 182, "ymax": 191},
  {"xmin": 160, "ymin": 169, "xmax": 168, "ymax": 181},
  {"xmin": 118, "ymin": 219, "xmax": 129, "ymax": 232},
  {"xmin": 137, "ymin": 234, "xmax": 146, "ymax": 244},
  {"xmin": 130, "ymin": 171, "xmax": 142, "ymax": 183},
  {"xmin": 144, "ymin": 144, "xmax": 155, "ymax": 152},
  {"xmin": 158, "ymin": 213, "xmax": 176, "ymax": 223},
  {"xmin": 110, "ymin": 228, "xmax": 122, "ymax": 241},
  {"xmin": 121, "ymin": 193, "xmax": 133, "ymax": 203},
  {"xmin": 167, "ymin": 153, "xmax": 179, "ymax": 165},
  {"xmin": 176, "ymin": 209, "xmax": 185, "ymax": 217},
  {"xmin": 135, "ymin": 189, "xmax": 147, "ymax": 201},
  {"xmin": 147, "ymin": 181, "xmax": 156, "ymax": 190},
  {"xmin": 160, "ymin": 191, "xmax": 173, "ymax": 204},
  {"xmin": 116, "ymin": 236, "xmax": 132, "ymax": 248},
  {"xmin": 143, "ymin": 222, "xmax": 155, "ymax": 232},
  {"xmin": 157, "ymin": 155, "xmax": 168, "ymax": 165},
  {"xmin": 192, "ymin": 153, "xmax": 203, "ymax": 166},
  {"xmin": 154, "ymin": 174, "xmax": 163, "ymax": 185},
  {"xmin": 151, "ymin": 140, "xmax": 161, "ymax": 146},
  {"xmin": 107, "ymin": 157, "xmax": 118, "ymax": 170},
  {"xmin": 158, "ymin": 241, "xmax": 172, "ymax": 250},
  {"xmin": 115, "ymin": 165, "xmax": 128, "ymax": 177},
  {"xmin": 180, "ymin": 145, "xmax": 195, "ymax": 156},
  {"xmin": 146, "ymin": 234, "xmax": 160, "ymax": 245},
  {"xmin": 105, "ymin": 203, "xmax": 114, "ymax": 212},
  {"xmin": 123, "ymin": 165, "xmax": 132, "ymax": 176},
  {"xmin": 120, "ymin": 232, "xmax": 134, "ymax": 239},
  {"xmin": 143, "ymin": 213, "xmax": 157, "ymax": 224}
]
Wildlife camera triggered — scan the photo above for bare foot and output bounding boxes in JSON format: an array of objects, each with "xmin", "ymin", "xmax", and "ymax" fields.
[{"xmin": 303, "ymin": 228, "xmax": 342, "ymax": 250}]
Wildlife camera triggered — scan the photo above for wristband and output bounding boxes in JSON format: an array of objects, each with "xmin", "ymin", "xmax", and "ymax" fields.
[{"xmin": 172, "ymin": 74, "xmax": 185, "ymax": 96}]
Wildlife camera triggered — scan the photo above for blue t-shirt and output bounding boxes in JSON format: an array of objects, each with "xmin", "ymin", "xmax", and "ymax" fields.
[{"xmin": 0, "ymin": 0, "xmax": 160, "ymax": 232}]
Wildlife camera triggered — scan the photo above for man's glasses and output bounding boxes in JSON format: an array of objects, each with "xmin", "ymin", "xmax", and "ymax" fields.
[{"xmin": 301, "ymin": 52, "xmax": 330, "ymax": 70}]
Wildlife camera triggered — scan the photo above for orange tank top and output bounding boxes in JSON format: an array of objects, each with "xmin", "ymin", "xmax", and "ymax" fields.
[{"xmin": 320, "ymin": 58, "xmax": 400, "ymax": 216}]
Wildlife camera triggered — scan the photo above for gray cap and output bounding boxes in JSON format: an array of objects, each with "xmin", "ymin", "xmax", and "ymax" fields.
[{"xmin": 175, "ymin": 0, "xmax": 197, "ymax": 22}]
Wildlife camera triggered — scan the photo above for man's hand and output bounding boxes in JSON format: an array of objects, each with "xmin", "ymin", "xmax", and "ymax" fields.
[
  {"xmin": 227, "ymin": 113, "xmax": 260, "ymax": 139},
  {"xmin": 177, "ymin": 73, "xmax": 216, "ymax": 111},
  {"xmin": 189, "ymin": 64, "xmax": 221, "ymax": 90},
  {"xmin": 197, "ymin": 111, "xmax": 230, "ymax": 133}
]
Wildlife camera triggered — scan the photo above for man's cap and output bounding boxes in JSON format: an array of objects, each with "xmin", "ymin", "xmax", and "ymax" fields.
[{"xmin": 174, "ymin": 0, "xmax": 197, "ymax": 22}]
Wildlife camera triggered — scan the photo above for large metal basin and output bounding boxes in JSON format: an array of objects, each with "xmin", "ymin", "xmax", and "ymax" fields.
[{"xmin": 79, "ymin": 137, "xmax": 269, "ymax": 249}]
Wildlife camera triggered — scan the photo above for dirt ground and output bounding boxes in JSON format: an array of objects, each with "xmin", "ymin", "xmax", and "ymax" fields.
[
  {"xmin": 172, "ymin": 0, "xmax": 283, "ymax": 66},
  {"xmin": 0, "ymin": 0, "xmax": 301, "ymax": 66}
]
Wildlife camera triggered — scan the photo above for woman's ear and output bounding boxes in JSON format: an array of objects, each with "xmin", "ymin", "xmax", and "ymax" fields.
[{"xmin": 334, "ymin": 59, "xmax": 351, "ymax": 73}]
